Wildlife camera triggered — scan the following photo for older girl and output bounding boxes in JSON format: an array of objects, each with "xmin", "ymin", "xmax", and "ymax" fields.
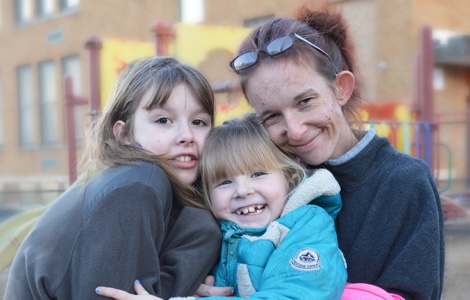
[{"xmin": 4, "ymin": 56, "xmax": 222, "ymax": 300}]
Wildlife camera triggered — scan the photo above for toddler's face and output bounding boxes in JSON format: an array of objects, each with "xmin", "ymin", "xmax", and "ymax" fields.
[
  {"xmin": 131, "ymin": 83, "xmax": 211, "ymax": 185},
  {"xmin": 209, "ymin": 169, "xmax": 287, "ymax": 229}
]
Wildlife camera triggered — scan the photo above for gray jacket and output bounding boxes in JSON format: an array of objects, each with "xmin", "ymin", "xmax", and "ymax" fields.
[{"xmin": 5, "ymin": 161, "xmax": 221, "ymax": 300}]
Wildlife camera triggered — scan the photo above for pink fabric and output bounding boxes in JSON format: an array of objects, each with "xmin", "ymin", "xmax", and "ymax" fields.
[{"xmin": 341, "ymin": 283, "xmax": 405, "ymax": 300}]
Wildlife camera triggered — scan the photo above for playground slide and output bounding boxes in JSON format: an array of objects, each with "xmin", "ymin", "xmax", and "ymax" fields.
[{"xmin": 0, "ymin": 205, "xmax": 49, "ymax": 272}]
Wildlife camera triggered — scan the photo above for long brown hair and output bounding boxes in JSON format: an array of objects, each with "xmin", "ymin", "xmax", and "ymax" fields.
[
  {"xmin": 235, "ymin": 7, "xmax": 364, "ymax": 128},
  {"xmin": 79, "ymin": 56, "xmax": 215, "ymax": 209}
]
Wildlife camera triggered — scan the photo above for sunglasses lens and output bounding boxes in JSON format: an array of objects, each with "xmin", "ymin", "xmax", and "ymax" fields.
[
  {"xmin": 231, "ymin": 51, "xmax": 258, "ymax": 71},
  {"xmin": 265, "ymin": 36, "xmax": 293, "ymax": 55}
]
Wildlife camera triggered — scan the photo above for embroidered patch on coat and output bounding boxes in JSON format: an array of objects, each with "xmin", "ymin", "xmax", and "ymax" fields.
[{"xmin": 290, "ymin": 248, "xmax": 322, "ymax": 271}]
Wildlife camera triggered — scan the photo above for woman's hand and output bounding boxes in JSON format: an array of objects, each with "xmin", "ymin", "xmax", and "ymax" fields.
[
  {"xmin": 193, "ymin": 275, "xmax": 235, "ymax": 297},
  {"xmin": 96, "ymin": 280, "xmax": 162, "ymax": 300}
]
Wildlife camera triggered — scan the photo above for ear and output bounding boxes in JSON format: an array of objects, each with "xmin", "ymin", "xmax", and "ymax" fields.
[
  {"xmin": 335, "ymin": 71, "xmax": 355, "ymax": 106},
  {"xmin": 113, "ymin": 120, "xmax": 131, "ymax": 144}
]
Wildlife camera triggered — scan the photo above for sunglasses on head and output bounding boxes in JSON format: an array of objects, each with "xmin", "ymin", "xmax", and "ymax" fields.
[{"xmin": 230, "ymin": 33, "xmax": 338, "ymax": 74}]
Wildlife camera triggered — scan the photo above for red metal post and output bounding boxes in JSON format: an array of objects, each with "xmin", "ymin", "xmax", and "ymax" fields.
[
  {"xmin": 85, "ymin": 35, "xmax": 102, "ymax": 123},
  {"xmin": 64, "ymin": 76, "xmax": 88, "ymax": 184},
  {"xmin": 151, "ymin": 20, "xmax": 175, "ymax": 56},
  {"xmin": 419, "ymin": 26, "xmax": 435, "ymax": 170},
  {"xmin": 466, "ymin": 71, "xmax": 470, "ymax": 188},
  {"xmin": 412, "ymin": 52, "xmax": 422, "ymax": 120},
  {"xmin": 420, "ymin": 26, "xmax": 435, "ymax": 125}
]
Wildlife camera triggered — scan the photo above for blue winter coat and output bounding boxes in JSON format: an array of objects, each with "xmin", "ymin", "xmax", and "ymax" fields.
[{"xmin": 207, "ymin": 169, "xmax": 347, "ymax": 299}]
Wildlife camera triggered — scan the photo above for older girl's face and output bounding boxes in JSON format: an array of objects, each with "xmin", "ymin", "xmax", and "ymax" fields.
[
  {"xmin": 245, "ymin": 60, "xmax": 354, "ymax": 166},
  {"xmin": 115, "ymin": 83, "xmax": 212, "ymax": 185}
]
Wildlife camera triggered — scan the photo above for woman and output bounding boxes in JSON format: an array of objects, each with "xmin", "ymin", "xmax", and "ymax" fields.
[
  {"xmin": 227, "ymin": 7, "xmax": 444, "ymax": 300},
  {"xmin": 4, "ymin": 56, "xmax": 222, "ymax": 300}
]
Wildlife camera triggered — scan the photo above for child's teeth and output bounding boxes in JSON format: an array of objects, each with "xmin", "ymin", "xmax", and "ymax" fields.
[{"xmin": 176, "ymin": 156, "xmax": 192, "ymax": 162}]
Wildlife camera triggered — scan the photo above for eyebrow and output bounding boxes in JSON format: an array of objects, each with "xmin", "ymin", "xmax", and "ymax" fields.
[{"xmin": 293, "ymin": 88, "xmax": 317, "ymax": 102}]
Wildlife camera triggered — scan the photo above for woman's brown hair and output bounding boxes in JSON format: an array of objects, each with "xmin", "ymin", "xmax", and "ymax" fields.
[{"xmin": 236, "ymin": 7, "xmax": 364, "ymax": 128}]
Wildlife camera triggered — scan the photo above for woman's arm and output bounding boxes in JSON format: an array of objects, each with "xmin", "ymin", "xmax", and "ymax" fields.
[{"xmin": 369, "ymin": 163, "xmax": 443, "ymax": 299}]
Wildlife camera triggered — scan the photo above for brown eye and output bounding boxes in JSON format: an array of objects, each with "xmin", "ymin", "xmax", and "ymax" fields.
[
  {"xmin": 156, "ymin": 117, "xmax": 171, "ymax": 124},
  {"xmin": 192, "ymin": 119, "xmax": 208, "ymax": 126}
]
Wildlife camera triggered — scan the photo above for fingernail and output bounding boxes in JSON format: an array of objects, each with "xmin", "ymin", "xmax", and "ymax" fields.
[
  {"xmin": 231, "ymin": 289, "xmax": 235, "ymax": 295},
  {"xmin": 136, "ymin": 279, "xmax": 141, "ymax": 285},
  {"xmin": 95, "ymin": 287, "xmax": 100, "ymax": 294}
]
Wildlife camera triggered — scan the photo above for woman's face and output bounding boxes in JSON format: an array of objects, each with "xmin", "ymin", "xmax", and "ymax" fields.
[
  {"xmin": 116, "ymin": 83, "xmax": 212, "ymax": 185},
  {"xmin": 245, "ymin": 59, "xmax": 353, "ymax": 165}
]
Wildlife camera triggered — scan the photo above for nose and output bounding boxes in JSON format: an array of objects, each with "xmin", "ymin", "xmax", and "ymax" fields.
[
  {"xmin": 234, "ymin": 176, "xmax": 255, "ymax": 199},
  {"xmin": 177, "ymin": 122, "xmax": 194, "ymax": 145},
  {"xmin": 284, "ymin": 115, "xmax": 306, "ymax": 141}
]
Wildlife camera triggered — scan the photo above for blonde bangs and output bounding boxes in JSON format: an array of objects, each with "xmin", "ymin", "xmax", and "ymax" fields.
[{"xmin": 203, "ymin": 133, "xmax": 282, "ymax": 185}]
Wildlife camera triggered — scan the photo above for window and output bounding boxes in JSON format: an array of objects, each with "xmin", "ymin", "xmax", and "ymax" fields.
[
  {"xmin": 39, "ymin": 60, "xmax": 58, "ymax": 145},
  {"xmin": 17, "ymin": 65, "xmax": 35, "ymax": 147},
  {"xmin": 60, "ymin": 0, "xmax": 79, "ymax": 11},
  {"xmin": 180, "ymin": 0, "xmax": 204, "ymax": 24},
  {"xmin": 15, "ymin": 0, "xmax": 34, "ymax": 24},
  {"xmin": 62, "ymin": 55, "xmax": 83, "ymax": 144},
  {"xmin": 36, "ymin": 0, "xmax": 54, "ymax": 18}
]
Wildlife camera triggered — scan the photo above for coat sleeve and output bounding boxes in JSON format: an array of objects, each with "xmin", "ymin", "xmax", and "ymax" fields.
[
  {"xmin": 60, "ymin": 182, "xmax": 172, "ymax": 300},
  {"xmin": 159, "ymin": 206, "xmax": 222, "ymax": 299}
]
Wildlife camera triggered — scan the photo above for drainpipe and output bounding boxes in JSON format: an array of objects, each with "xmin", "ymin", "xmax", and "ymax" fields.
[
  {"xmin": 85, "ymin": 35, "xmax": 102, "ymax": 124},
  {"xmin": 151, "ymin": 20, "xmax": 175, "ymax": 56}
]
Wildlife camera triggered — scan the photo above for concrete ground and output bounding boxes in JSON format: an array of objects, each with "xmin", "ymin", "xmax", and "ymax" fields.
[{"xmin": 442, "ymin": 223, "xmax": 470, "ymax": 299}]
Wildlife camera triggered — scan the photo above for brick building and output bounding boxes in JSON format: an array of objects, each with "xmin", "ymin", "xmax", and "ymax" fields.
[{"xmin": 0, "ymin": 0, "xmax": 469, "ymax": 204}]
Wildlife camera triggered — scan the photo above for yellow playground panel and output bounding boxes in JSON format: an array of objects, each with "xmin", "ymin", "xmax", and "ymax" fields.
[
  {"xmin": 361, "ymin": 102, "xmax": 414, "ymax": 155},
  {"xmin": 98, "ymin": 24, "xmax": 254, "ymax": 126}
]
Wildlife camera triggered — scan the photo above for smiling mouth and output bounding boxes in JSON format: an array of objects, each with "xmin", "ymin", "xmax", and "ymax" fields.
[
  {"xmin": 235, "ymin": 204, "xmax": 265, "ymax": 215},
  {"xmin": 175, "ymin": 155, "xmax": 194, "ymax": 162}
]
